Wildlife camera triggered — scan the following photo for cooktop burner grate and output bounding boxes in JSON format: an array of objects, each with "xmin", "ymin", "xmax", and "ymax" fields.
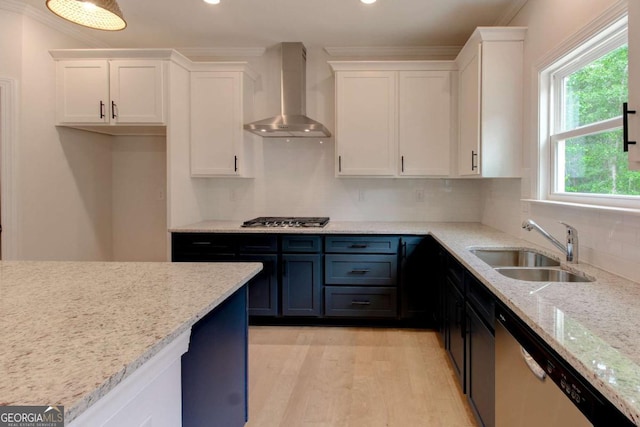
[{"xmin": 241, "ymin": 216, "xmax": 330, "ymax": 228}]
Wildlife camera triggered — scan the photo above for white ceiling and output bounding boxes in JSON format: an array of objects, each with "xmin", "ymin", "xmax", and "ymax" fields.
[{"xmin": 20, "ymin": 0, "xmax": 527, "ymax": 53}]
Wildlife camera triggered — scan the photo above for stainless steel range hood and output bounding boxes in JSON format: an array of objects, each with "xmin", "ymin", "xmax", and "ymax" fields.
[{"xmin": 244, "ymin": 42, "xmax": 331, "ymax": 138}]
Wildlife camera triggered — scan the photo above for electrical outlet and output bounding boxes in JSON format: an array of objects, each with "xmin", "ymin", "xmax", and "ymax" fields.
[
  {"xmin": 358, "ymin": 189, "xmax": 365, "ymax": 202},
  {"xmin": 415, "ymin": 189, "xmax": 425, "ymax": 202},
  {"xmin": 157, "ymin": 188, "xmax": 165, "ymax": 201}
]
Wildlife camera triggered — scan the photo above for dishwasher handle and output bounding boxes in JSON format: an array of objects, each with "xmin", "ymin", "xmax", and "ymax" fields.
[{"xmin": 521, "ymin": 347, "xmax": 547, "ymax": 381}]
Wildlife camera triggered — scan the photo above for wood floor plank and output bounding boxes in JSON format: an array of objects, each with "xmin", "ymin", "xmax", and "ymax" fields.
[{"xmin": 247, "ymin": 326, "xmax": 477, "ymax": 427}]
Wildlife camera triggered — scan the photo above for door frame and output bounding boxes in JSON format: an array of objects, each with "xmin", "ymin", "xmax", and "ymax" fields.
[{"xmin": 0, "ymin": 77, "xmax": 19, "ymax": 259}]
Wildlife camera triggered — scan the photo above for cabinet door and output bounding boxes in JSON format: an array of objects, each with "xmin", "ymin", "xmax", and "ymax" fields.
[
  {"xmin": 109, "ymin": 60, "xmax": 165, "ymax": 124},
  {"xmin": 241, "ymin": 254, "xmax": 278, "ymax": 317},
  {"xmin": 335, "ymin": 71, "xmax": 396, "ymax": 176},
  {"xmin": 628, "ymin": 1, "xmax": 640, "ymax": 168},
  {"xmin": 190, "ymin": 72, "xmax": 241, "ymax": 176},
  {"xmin": 56, "ymin": 60, "xmax": 109, "ymax": 124},
  {"xmin": 446, "ymin": 280, "xmax": 465, "ymax": 389},
  {"xmin": 458, "ymin": 45, "xmax": 482, "ymax": 176},
  {"xmin": 281, "ymin": 254, "xmax": 322, "ymax": 316},
  {"xmin": 466, "ymin": 303, "xmax": 495, "ymax": 427},
  {"xmin": 398, "ymin": 71, "xmax": 451, "ymax": 176},
  {"xmin": 399, "ymin": 236, "xmax": 433, "ymax": 321}
]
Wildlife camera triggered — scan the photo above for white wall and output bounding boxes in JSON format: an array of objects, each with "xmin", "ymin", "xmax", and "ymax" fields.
[
  {"xmin": 0, "ymin": 7, "xmax": 168, "ymax": 261},
  {"xmin": 12, "ymin": 11, "xmax": 114, "ymax": 260},
  {"xmin": 483, "ymin": 0, "xmax": 640, "ymax": 283},
  {"xmin": 112, "ymin": 136, "xmax": 166, "ymax": 261}
]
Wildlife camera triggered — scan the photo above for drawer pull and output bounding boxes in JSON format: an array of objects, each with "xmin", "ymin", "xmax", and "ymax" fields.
[
  {"xmin": 349, "ymin": 269, "xmax": 370, "ymax": 274},
  {"xmin": 192, "ymin": 241, "xmax": 212, "ymax": 245},
  {"xmin": 349, "ymin": 244, "xmax": 368, "ymax": 249},
  {"xmin": 351, "ymin": 300, "xmax": 371, "ymax": 306}
]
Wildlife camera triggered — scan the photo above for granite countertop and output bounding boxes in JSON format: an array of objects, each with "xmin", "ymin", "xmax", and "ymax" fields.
[
  {"xmin": 0, "ymin": 261, "xmax": 262, "ymax": 424},
  {"xmin": 172, "ymin": 220, "xmax": 640, "ymax": 424}
]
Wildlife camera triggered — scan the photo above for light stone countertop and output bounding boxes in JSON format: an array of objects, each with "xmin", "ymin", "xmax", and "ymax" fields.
[
  {"xmin": 0, "ymin": 261, "xmax": 262, "ymax": 424},
  {"xmin": 172, "ymin": 220, "xmax": 640, "ymax": 425}
]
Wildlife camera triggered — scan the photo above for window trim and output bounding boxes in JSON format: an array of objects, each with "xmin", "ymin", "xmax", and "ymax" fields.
[{"xmin": 538, "ymin": 13, "xmax": 637, "ymax": 209}]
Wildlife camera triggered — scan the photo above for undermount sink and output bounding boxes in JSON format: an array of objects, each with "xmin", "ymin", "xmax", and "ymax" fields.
[
  {"xmin": 470, "ymin": 249, "xmax": 560, "ymax": 267},
  {"xmin": 495, "ymin": 267, "xmax": 593, "ymax": 283}
]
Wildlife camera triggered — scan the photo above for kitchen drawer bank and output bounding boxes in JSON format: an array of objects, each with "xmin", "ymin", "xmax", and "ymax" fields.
[
  {"xmin": 172, "ymin": 232, "xmax": 434, "ymax": 324},
  {"xmin": 170, "ymin": 220, "xmax": 640, "ymax": 424},
  {"xmin": 0, "ymin": 261, "xmax": 261, "ymax": 426}
]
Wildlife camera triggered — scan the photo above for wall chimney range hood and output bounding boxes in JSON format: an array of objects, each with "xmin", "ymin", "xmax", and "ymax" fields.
[{"xmin": 244, "ymin": 42, "xmax": 331, "ymax": 138}]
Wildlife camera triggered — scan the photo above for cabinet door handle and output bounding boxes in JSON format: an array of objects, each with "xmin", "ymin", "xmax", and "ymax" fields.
[
  {"xmin": 351, "ymin": 300, "xmax": 371, "ymax": 306},
  {"xmin": 349, "ymin": 268, "xmax": 370, "ymax": 274},
  {"xmin": 471, "ymin": 150, "xmax": 478, "ymax": 171},
  {"xmin": 99, "ymin": 101, "xmax": 105, "ymax": 119},
  {"xmin": 111, "ymin": 101, "xmax": 117, "ymax": 119},
  {"xmin": 623, "ymin": 102, "xmax": 636, "ymax": 152},
  {"xmin": 282, "ymin": 260, "xmax": 287, "ymax": 277},
  {"xmin": 338, "ymin": 155, "xmax": 342, "ymax": 172},
  {"xmin": 401, "ymin": 155, "xmax": 405, "ymax": 173},
  {"xmin": 402, "ymin": 241, "xmax": 407, "ymax": 259},
  {"xmin": 234, "ymin": 155, "xmax": 238, "ymax": 172}
]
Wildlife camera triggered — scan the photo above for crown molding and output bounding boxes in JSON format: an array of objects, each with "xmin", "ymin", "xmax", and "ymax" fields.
[
  {"xmin": 495, "ymin": 0, "xmax": 529, "ymax": 25},
  {"xmin": 0, "ymin": 0, "xmax": 110, "ymax": 48},
  {"xmin": 176, "ymin": 47, "xmax": 266, "ymax": 59},
  {"xmin": 323, "ymin": 46, "xmax": 462, "ymax": 60}
]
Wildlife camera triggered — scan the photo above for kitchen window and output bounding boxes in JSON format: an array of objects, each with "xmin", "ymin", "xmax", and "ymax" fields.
[{"xmin": 540, "ymin": 15, "xmax": 640, "ymax": 208}]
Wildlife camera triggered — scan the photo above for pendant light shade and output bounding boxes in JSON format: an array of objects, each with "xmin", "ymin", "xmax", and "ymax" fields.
[{"xmin": 46, "ymin": 0, "xmax": 127, "ymax": 31}]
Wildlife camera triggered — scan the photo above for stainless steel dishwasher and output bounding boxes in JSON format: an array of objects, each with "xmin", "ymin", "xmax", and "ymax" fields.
[{"xmin": 495, "ymin": 304, "xmax": 632, "ymax": 427}]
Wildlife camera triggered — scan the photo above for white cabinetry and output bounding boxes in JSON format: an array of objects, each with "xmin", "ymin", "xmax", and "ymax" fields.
[
  {"xmin": 456, "ymin": 27, "xmax": 526, "ymax": 177},
  {"xmin": 54, "ymin": 59, "xmax": 165, "ymax": 127},
  {"xmin": 330, "ymin": 62, "xmax": 456, "ymax": 177},
  {"xmin": 189, "ymin": 64, "xmax": 256, "ymax": 177},
  {"xmin": 628, "ymin": 1, "xmax": 640, "ymax": 169}
]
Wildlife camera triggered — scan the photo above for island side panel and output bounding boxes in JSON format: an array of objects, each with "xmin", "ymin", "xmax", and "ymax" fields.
[{"xmin": 182, "ymin": 285, "xmax": 248, "ymax": 427}]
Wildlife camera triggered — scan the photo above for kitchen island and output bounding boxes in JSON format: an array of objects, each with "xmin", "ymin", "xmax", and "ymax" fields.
[
  {"xmin": 172, "ymin": 220, "xmax": 640, "ymax": 425},
  {"xmin": 0, "ymin": 260, "xmax": 262, "ymax": 425}
]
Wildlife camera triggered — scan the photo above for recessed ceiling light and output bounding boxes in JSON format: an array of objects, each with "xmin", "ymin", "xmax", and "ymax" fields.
[
  {"xmin": 361, "ymin": 0, "xmax": 376, "ymax": 4},
  {"xmin": 204, "ymin": 0, "xmax": 220, "ymax": 4}
]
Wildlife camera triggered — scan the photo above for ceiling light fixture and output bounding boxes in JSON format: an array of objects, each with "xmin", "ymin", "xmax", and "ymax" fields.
[
  {"xmin": 46, "ymin": 0, "xmax": 126, "ymax": 31},
  {"xmin": 203, "ymin": 0, "xmax": 221, "ymax": 4},
  {"xmin": 361, "ymin": 0, "xmax": 376, "ymax": 4}
]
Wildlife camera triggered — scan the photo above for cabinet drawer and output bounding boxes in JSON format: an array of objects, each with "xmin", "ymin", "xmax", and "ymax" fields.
[
  {"xmin": 325, "ymin": 236, "xmax": 399, "ymax": 254},
  {"xmin": 324, "ymin": 286, "xmax": 397, "ymax": 318},
  {"xmin": 325, "ymin": 254, "xmax": 397, "ymax": 286},
  {"xmin": 282, "ymin": 236, "xmax": 322, "ymax": 253},
  {"xmin": 172, "ymin": 233, "xmax": 236, "ymax": 261},
  {"xmin": 237, "ymin": 235, "xmax": 278, "ymax": 253}
]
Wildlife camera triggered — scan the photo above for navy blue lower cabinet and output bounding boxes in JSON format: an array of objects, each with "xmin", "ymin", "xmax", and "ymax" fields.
[
  {"xmin": 324, "ymin": 286, "xmax": 397, "ymax": 317},
  {"xmin": 182, "ymin": 286, "xmax": 248, "ymax": 427},
  {"xmin": 325, "ymin": 254, "xmax": 397, "ymax": 286},
  {"xmin": 240, "ymin": 254, "xmax": 278, "ymax": 316},
  {"xmin": 281, "ymin": 253, "xmax": 322, "ymax": 316},
  {"xmin": 466, "ymin": 302, "xmax": 495, "ymax": 427}
]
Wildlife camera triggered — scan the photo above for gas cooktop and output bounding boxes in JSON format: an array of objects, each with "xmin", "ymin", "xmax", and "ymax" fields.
[{"xmin": 241, "ymin": 217, "xmax": 330, "ymax": 228}]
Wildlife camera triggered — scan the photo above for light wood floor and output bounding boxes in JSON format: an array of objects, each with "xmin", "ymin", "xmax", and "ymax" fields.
[{"xmin": 246, "ymin": 326, "xmax": 477, "ymax": 427}]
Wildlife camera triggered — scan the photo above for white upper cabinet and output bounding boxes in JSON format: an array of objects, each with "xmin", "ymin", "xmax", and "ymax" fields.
[
  {"xmin": 330, "ymin": 62, "xmax": 455, "ymax": 177},
  {"xmin": 628, "ymin": 2, "xmax": 640, "ymax": 169},
  {"xmin": 334, "ymin": 70, "xmax": 397, "ymax": 176},
  {"xmin": 190, "ymin": 65, "xmax": 256, "ymax": 177},
  {"xmin": 398, "ymin": 70, "xmax": 452, "ymax": 176},
  {"xmin": 456, "ymin": 27, "xmax": 526, "ymax": 177},
  {"xmin": 55, "ymin": 58, "xmax": 166, "ymax": 126}
]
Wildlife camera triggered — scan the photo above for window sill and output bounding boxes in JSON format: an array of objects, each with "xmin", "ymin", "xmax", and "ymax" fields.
[{"xmin": 522, "ymin": 199, "xmax": 640, "ymax": 217}]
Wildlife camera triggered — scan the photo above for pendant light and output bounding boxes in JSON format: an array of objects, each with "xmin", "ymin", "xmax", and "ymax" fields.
[{"xmin": 46, "ymin": 0, "xmax": 127, "ymax": 31}]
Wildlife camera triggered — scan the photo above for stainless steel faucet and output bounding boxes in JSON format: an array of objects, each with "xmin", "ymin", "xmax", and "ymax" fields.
[{"xmin": 522, "ymin": 219, "xmax": 579, "ymax": 263}]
